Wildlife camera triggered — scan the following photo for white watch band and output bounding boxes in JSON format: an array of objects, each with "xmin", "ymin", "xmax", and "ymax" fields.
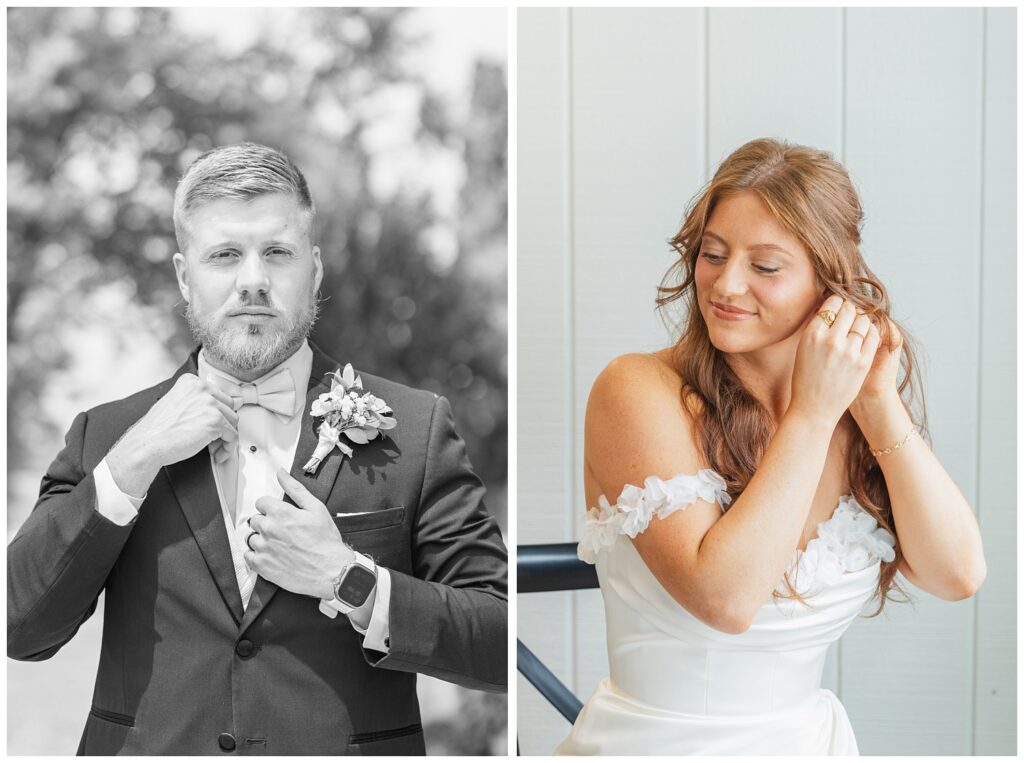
[{"xmin": 318, "ymin": 550, "xmax": 376, "ymax": 618}]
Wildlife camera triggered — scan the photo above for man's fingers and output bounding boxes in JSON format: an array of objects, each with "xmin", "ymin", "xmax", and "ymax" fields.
[
  {"xmin": 211, "ymin": 399, "xmax": 239, "ymax": 429},
  {"xmin": 211, "ymin": 440, "xmax": 232, "ymax": 463},
  {"xmin": 201, "ymin": 378, "xmax": 239, "ymax": 426},
  {"xmin": 217, "ymin": 418, "xmax": 239, "ymax": 443},
  {"xmin": 255, "ymin": 495, "xmax": 287, "ymax": 515},
  {"xmin": 203, "ymin": 377, "xmax": 236, "ymax": 408},
  {"xmin": 277, "ymin": 468, "xmax": 321, "ymax": 511}
]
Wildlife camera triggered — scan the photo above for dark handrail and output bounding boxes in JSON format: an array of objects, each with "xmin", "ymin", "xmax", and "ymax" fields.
[
  {"xmin": 517, "ymin": 542, "xmax": 598, "ymax": 594},
  {"xmin": 517, "ymin": 543, "xmax": 599, "ymax": 732},
  {"xmin": 517, "ymin": 639, "xmax": 584, "ymax": 724}
]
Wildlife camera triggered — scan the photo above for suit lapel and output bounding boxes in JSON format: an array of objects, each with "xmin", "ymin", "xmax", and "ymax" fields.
[
  {"xmin": 239, "ymin": 343, "xmax": 347, "ymax": 634},
  {"xmin": 166, "ymin": 452, "xmax": 245, "ymax": 624},
  {"xmin": 163, "ymin": 349, "xmax": 245, "ymax": 624}
]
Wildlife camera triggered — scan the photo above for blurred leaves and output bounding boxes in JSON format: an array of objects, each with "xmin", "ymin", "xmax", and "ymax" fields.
[
  {"xmin": 7, "ymin": 7, "xmax": 507, "ymax": 524},
  {"xmin": 425, "ymin": 690, "xmax": 508, "ymax": 755}
]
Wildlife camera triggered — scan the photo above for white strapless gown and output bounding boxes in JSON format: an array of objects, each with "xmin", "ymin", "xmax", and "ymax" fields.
[{"xmin": 555, "ymin": 470, "xmax": 896, "ymax": 756}]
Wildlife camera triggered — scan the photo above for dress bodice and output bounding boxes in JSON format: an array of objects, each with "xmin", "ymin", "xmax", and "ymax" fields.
[{"xmin": 556, "ymin": 471, "xmax": 896, "ymax": 755}]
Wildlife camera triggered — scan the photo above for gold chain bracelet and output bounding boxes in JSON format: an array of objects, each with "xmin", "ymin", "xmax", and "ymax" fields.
[{"xmin": 869, "ymin": 427, "xmax": 917, "ymax": 457}]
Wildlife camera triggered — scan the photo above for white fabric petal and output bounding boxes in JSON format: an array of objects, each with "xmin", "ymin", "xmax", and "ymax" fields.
[
  {"xmin": 781, "ymin": 494, "xmax": 897, "ymax": 596},
  {"xmin": 577, "ymin": 470, "xmax": 732, "ymax": 563}
]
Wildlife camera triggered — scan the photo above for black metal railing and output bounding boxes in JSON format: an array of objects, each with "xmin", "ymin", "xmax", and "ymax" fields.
[{"xmin": 517, "ymin": 543, "xmax": 599, "ymax": 725}]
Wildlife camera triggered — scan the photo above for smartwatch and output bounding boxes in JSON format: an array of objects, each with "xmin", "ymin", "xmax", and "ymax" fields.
[{"xmin": 318, "ymin": 550, "xmax": 377, "ymax": 618}]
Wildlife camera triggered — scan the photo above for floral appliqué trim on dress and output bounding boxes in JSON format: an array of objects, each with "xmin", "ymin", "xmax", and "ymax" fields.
[
  {"xmin": 782, "ymin": 494, "xmax": 896, "ymax": 596},
  {"xmin": 578, "ymin": 470, "xmax": 732, "ymax": 564}
]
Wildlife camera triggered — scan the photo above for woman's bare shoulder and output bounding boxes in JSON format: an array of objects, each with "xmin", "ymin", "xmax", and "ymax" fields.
[
  {"xmin": 586, "ymin": 350, "xmax": 705, "ymax": 481},
  {"xmin": 590, "ymin": 349, "xmax": 702, "ymax": 420},
  {"xmin": 592, "ymin": 350, "xmax": 681, "ymax": 397}
]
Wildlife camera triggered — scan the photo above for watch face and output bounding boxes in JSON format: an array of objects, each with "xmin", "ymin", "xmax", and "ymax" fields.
[{"xmin": 336, "ymin": 564, "xmax": 376, "ymax": 607}]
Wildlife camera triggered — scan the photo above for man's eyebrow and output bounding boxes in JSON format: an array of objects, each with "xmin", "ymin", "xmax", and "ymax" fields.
[
  {"xmin": 702, "ymin": 230, "xmax": 793, "ymax": 258},
  {"xmin": 201, "ymin": 239, "xmax": 300, "ymax": 252}
]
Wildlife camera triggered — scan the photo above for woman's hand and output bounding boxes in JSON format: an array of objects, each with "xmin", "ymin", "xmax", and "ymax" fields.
[
  {"xmin": 789, "ymin": 294, "xmax": 881, "ymax": 425},
  {"xmin": 853, "ymin": 314, "xmax": 903, "ymax": 406}
]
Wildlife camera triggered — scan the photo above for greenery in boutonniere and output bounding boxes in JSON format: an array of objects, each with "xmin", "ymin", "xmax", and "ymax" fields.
[{"xmin": 303, "ymin": 363, "xmax": 396, "ymax": 475}]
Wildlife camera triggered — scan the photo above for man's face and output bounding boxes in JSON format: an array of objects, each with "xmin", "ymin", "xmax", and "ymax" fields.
[{"xmin": 172, "ymin": 193, "xmax": 323, "ymax": 379}]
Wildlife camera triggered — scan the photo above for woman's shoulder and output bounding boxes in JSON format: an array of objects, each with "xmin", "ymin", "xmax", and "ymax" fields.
[
  {"xmin": 593, "ymin": 349, "xmax": 679, "ymax": 395},
  {"xmin": 586, "ymin": 349, "xmax": 706, "ymax": 468},
  {"xmin": 590, "ymin": 349, "xmax": 703, "ymax": 420}
]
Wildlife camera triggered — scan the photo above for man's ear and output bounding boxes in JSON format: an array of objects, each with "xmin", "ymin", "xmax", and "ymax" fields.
[
  {"xmin": 172, "ymin": 252, "xmax": 190, "ymax": 304},
  {"xmin": 311, "ymin": 245, "xmax": 323, "ymax": 294}
]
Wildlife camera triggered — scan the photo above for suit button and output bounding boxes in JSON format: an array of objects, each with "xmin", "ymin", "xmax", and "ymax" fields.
[
  {"xmin": 235, "ymin": 639, "xmax": 255, "ymax": 658},
  {"xmin": 218, "ymin": 733, "xmax": 236, "ymax": 751}
]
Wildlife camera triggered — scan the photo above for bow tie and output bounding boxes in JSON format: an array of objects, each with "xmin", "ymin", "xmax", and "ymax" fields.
[{"xmin": 209, "ymin": 367, "xmax": 297, "ymax": 419}]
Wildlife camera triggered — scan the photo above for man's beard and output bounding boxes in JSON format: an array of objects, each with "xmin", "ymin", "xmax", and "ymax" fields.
[{"xmin": 186, "ymin": 291, "xmax": 320, "ymax": 376}]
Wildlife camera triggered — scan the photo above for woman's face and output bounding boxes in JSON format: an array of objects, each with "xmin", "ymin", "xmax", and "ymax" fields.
[{"xmin": 694, "ymin": 190, "xmax": 822, "ymax": 355}]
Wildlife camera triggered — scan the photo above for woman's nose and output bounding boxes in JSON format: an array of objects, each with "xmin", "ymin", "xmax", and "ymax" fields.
[
  {"xmin": 236, "ymin": 251, "xmax": 270, "ymax": 297},
  {"xmin": 713, "ymin": 258, "xmax": 749, "ymax": 296}
]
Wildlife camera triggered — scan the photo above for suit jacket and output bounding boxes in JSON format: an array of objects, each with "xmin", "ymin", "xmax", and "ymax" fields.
[{"xmin": 7, "ymin": 343, "xmax": 508, "ymax": 755}]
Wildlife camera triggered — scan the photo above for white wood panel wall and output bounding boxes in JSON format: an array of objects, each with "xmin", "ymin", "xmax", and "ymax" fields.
[{"xmin": 517, "ymin": 7, "xmax": 1015, "ymax": 756}]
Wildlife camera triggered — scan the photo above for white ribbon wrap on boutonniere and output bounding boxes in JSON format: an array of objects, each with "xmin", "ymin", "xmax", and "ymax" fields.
[{"xmin": 302, "ymin": 363, "xmax": 397, "ymax": 475}]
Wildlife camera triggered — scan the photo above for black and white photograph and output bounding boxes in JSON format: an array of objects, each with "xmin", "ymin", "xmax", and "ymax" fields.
[{"xmin": 7, "ymin": 7, "xmax": 508, "ymax": 755}]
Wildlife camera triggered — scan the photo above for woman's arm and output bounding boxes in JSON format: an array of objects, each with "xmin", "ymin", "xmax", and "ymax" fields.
[
  {"xmin": 848, "ymin": 315, "xmax": 986, "ymax": 601},
  {"xmin": 850, "ymin": 390, "xmax": 985, "ymax": 600},
  {"xmin": 586, "ymin": 295, "xmax": 878, "ymax": 633},
  {"xmin": 586, "ymin": 355, "xmax": 839, "ymax": 635}
]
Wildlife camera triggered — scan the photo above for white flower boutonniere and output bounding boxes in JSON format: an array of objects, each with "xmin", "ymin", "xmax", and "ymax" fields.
[{"xmin": 302, "ymin": 363, "xmax": 397, "ymax": 475}]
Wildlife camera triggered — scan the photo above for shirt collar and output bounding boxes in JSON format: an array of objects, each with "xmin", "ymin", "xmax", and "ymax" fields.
[{"xmin": 197, "ymin": 340, "xmax": 313, "ymax": 419}]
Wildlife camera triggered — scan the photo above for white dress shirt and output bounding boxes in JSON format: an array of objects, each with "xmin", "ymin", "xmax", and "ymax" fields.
[{"xmin": 93, "ymin": 340, "xmax": 391, "ymax": 652}]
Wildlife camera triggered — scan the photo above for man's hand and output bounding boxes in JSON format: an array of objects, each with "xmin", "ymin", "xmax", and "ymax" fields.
[
  {"xmin": 107, "ymin": 374, "xmax": 239, "ymax": 498},
  {"xmin": 243, "ymin": 469, "xmax": 353, "ymax": 600}
]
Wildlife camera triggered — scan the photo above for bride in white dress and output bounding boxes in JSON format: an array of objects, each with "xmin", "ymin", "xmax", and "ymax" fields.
[{"xmin": 555, "ymin": 139, "xmax": 986, "ymax": 755}]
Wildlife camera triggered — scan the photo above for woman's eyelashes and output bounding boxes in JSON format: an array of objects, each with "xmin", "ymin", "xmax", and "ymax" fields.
[{"xmin": 699, "ymin": 252, "xmax": 781, "ymax": 275}]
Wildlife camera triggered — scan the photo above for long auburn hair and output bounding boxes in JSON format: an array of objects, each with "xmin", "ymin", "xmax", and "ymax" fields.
[{"xmin": 657, "ymin": 138, "xmax": 927, "ymax": 613}]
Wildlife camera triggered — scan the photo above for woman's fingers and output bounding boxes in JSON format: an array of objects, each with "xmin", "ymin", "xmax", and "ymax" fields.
[
  {"xmin": 812, "ymin": 294, "xmax": 844, "ymax": 330},
  {"xmin": 860, "ymin": 320, "xmax": 882, "ymax": 362},
  {"xmin": 848, "ymin": 313, "xmax": 873, "ymax": 345},
  {"xmin": 829, "ymin": 298, "xmax": 859, "ymax": 338},
  {"xmin": 878, "ymin": 315, "xmax": 903, "ymax": 353}
]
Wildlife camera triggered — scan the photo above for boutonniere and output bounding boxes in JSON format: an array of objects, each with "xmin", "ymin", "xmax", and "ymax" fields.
[{"xmin": 302, "ymin": 363, "xmax": 397, "ymax": 475}]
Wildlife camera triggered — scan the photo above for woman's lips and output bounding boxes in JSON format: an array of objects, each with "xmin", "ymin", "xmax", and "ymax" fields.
[{"xmin": 710, "ymin": 302, "xmax": 756, "ymax": 321}]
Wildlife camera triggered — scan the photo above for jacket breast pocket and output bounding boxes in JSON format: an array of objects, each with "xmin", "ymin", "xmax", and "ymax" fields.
[
  {"xmin": 332, "ymin": 505, "xmax": 405, "ymax": 533},
  {"xmin": 332, "ymin": 506, "xmax": 409, "ymax": 570}
]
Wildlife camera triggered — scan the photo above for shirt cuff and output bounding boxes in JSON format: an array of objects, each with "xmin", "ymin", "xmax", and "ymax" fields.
[
  {"xmin": 348, "ymin": 567, "xmax": 392, "ymax": 653},
  {"xmin": 94, "ymin": 457, "xmax": 145, "ymax": 526}
]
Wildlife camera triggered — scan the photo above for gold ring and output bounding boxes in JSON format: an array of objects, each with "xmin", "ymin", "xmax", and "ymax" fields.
[
  {"xmin": 817, "ymin": 309, "xmax": 837, "ymax": 328},
  {"xmin": 849, "ymin": 329, "xmax": 866, "ymax": 338}
]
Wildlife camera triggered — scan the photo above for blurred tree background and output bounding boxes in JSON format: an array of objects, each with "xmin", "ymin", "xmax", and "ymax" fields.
[{"xmin": 7, "ymin": 6, "xmax": 507, "ymax": 755}]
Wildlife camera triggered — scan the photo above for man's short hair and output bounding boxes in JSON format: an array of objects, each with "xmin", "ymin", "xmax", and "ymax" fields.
[{"xmin": 173, "ymin": 142, "xmax": 316, "ymax": 252}]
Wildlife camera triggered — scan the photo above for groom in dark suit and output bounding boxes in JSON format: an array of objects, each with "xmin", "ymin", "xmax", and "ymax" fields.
[{"xmin": 7, "ymin": 143, "xmax": 508, "ymax": 755}]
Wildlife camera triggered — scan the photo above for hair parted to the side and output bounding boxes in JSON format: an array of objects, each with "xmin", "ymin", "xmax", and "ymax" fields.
[
  {"xmin": 657, "ymin": 137, "xmax": 928, "ymax": 614},
  {"xmin": 173, "ymin": 142, "xmax": 316, "ymax": 252}
]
